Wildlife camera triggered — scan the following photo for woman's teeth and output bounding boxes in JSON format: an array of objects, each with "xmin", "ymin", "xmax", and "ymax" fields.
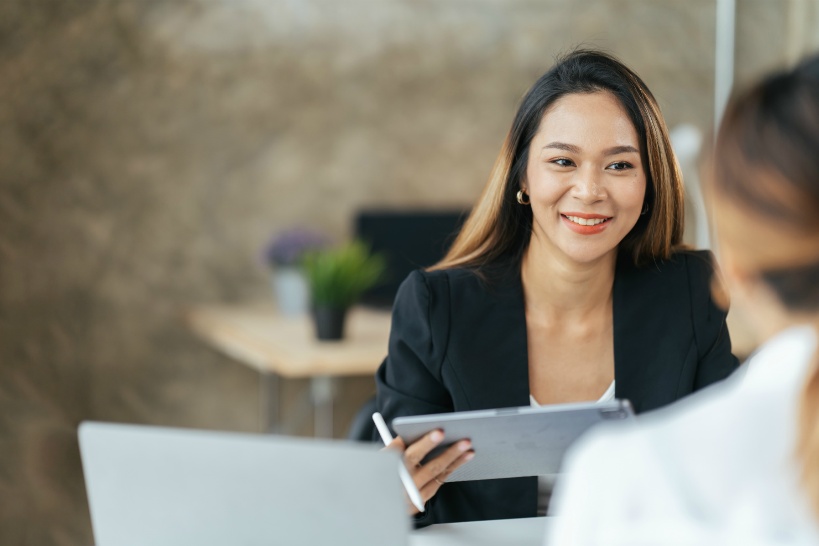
[{"xmin": 564, "ymin": 215, "xmax": 610, "ymax": 226}]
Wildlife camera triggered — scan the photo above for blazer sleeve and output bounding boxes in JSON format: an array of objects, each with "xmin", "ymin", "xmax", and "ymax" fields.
[
  {"xmin": 686, "ymin": 251, "xmax": 740, "ymax": 389},
  {"xmin": 375, "ymin": 270, "xmax": 454, "ymax": 437}
]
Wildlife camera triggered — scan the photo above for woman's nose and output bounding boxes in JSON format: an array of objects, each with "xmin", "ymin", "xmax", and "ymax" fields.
[{"xmin": 571, "ymin": 167, "xmax": 605, "ymax": 202}]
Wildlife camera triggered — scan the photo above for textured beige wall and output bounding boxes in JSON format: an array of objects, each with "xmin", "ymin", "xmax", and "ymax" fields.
[{"xmin": 2, "ymin": 1, "xmax": 818, "ymax": 544}]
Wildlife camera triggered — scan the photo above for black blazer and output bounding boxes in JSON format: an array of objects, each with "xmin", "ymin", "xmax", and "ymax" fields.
[{"xmin": 375, "ymin": 250, "xmax": 739, "ymax": 527}]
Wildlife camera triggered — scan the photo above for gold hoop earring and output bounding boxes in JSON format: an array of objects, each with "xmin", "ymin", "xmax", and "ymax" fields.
[{"xmin": 516, "ymin": 190, "xmax": 530, "ymax": 205}]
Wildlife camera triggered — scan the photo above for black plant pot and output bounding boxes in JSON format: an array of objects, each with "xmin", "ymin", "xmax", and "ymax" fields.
[{"xmin": 312, "ymin": 306, "xmax": 348, "ymax": 340}]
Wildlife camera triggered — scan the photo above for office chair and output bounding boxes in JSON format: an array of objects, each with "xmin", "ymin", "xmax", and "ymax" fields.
[{"xmin": 346, "ymin": 395, "xmax": 378, "ymax": 442}]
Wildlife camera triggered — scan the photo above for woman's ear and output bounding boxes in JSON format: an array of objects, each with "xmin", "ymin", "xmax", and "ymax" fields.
[
  {"xmin": 718, "ymin": 246, "xmax": 756, "ymax": 305},
  {"xmin": 710, "ymin": 258, "xmax": 731, "ymax": 312},
  {"xmin": 718, "ymin": 246, "xmax": 794, "ymax": 342}
]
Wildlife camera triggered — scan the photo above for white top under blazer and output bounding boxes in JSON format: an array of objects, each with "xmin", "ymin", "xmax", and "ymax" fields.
[
  {"xmin": 531, "ymin": 381, "xmax": 615, "ymax": 516},
  {"xmin": 547, "ymin": 325, "xmax": 819, "ymax": 545}
]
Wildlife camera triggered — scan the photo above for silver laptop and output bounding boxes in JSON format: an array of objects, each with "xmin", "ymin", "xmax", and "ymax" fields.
[{"xmin": 79, "ymin": 421, "xmax": 409, "ymax": 546}]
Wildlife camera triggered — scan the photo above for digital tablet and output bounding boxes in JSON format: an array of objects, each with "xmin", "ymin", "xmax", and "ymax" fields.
[{"xmin": 392, "ymin": 399, "xmax": 634, "ymax": 482}]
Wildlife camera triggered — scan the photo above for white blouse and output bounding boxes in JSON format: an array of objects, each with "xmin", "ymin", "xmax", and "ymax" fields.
[
  {"xmin": 546, "ymin": 325, "xmax": 819, "ymax": 545},
  {"xmin": 530, "ymin": 380, "xmax": 616, "ymax": 516}
]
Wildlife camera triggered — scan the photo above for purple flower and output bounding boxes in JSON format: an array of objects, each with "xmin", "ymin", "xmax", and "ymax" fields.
[{"xmin": 262, "ymin": 228, "xmax": 330, "ymax": 267}]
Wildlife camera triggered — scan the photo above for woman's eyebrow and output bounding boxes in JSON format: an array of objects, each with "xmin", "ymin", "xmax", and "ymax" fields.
[
  {"xmin": 603, "ymin": 145, "xmax": 639, "ymax": 156},
  {"xmin": 542, "ymin": 142, "xmax": 580, "ymax": 153},
  {"xmin": 541, "ymin": 142, "xmax": 639, "ymax": 156}
]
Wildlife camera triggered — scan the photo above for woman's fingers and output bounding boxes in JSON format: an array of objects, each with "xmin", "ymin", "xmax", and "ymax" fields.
[
  {"xmin": 403, "ymin": 430, "xmax": 474, "ymax": 498},
  {"xmin": 413, "ymin": 440, "xmax": 473, "ymax": 489},
  {"xmin": 418, "ymin": 449, "xmax": 475, "ymax": 500},
  {"xmin": 403, "ymin": 429, "xmax": 445, "ymax": 468},
  {"xmin": 389, "ymin": 429, "xmax": 476, "ymax": 510},
  {"xmin": 384, "ymin": 435, "xmax": 406, "ymax": 453},
  {"xmin": 438, "ymin": 450, "xmax": 475, "ymax": 481}
]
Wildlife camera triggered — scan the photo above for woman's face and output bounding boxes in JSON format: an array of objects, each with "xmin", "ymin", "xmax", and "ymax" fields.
[{"xmin": 523, "ymin": 91, "xmax": 647, "ymax": 265}]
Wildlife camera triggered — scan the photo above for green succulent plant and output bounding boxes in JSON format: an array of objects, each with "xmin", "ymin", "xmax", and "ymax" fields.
[{"xmin": 302, "ymin": 240, "xmax": 386, "ymax": 309}]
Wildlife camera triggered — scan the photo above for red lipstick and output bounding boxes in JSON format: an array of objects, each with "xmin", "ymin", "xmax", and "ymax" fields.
[{"xmin": 560, "ymin": 212, "xmax": 612, "ymax": 235}]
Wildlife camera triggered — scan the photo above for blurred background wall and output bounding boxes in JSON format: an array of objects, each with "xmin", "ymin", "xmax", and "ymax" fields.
[{"xmin": 2, "ymin": 1, "xmax": 818, "ymax": 544}]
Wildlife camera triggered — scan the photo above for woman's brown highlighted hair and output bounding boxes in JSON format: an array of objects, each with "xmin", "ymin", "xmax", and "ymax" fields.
[
  {"xmin": 711, "ymin": 53, "xmax": 819, "ymax": 519},
  {"xmin": 431, "ymin": 49, "xmax": 684, "ymax": 271}
]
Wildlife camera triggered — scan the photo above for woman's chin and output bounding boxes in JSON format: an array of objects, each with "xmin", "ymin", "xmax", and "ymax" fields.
[
  {"xmin": 557, "ymin": 244, "xmax": 619, "ymax": 266},
  {"xmin": 530, "ymin": 227, "xmax": 624, "ymax": 266}
]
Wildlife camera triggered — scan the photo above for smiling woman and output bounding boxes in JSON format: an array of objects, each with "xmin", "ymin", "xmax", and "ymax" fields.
[{"xmin": 374, "ymin": 49, "xmax": 739, "ymax": 527}]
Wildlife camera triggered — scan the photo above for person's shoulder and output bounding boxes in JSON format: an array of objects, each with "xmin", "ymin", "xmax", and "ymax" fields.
[
  {"xmin": 395, "ymin": 267, "xmax": 484, "ymax": 306},
  {"xmin": 622, "ymin": 248, "xmax": 717, "ymax": 286},
  {"xmin": 565, "ymin": 379, "xmax": 740, "ymax": 483},
  {"xmin": 413, "ymin": 264, "xmax": 510, "ymax": 291},
  {"xmin": 640, "ymin": 374, "xmax": 741, "ymax": 431},
  {"xmin": 631, "ymin": 248, "xmax": 714, "ymax": 272},
  {"xmin": 556, "ymin": 419, "xmax": 649, "ymax": 501},
  {"xmin": 676, "ymin": 248, "xmax": 718, "ymax": 278},
  {"xmin": 406, "ymin": 266, "xmax": 480, "ymax": 288},
  {"xmin": 568, "ymin": 374, "xmax": 744, "ymax": 470},
  {"xmin": 402, "ymin": 258, "xmax": 521, "ymax": 310}
]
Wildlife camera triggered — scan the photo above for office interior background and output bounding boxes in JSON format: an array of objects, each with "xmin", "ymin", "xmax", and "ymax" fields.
[{"xmin": 2, "ymin": 1, "xmax": 819, "ymax": 544}]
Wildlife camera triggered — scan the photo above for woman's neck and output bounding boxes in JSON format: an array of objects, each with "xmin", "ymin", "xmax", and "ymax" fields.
[
  {"xmin": 520, "ymin": 242, "xmax": 617, "ymax": 322},
  {"xmin": 731, "ymin": 277, "xmax": 819, "ymax": 347}
]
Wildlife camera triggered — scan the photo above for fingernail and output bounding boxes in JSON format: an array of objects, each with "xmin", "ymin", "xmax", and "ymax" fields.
[
  {"xmin": 430, "ymin": 430, "xmax": 444, "ymax": 443},
  {"xmin": 458, "ymin": 441, "xmax": 471, "ymax": 452},
  {"xmin": 464, "ymin": 452, "xmax": 475, "ymax": 461}
]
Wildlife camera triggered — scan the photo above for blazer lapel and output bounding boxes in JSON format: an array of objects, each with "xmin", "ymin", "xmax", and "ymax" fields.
[
  {"xmin": 446, "ymin": 264, "xmax": 531, "ymax": 411},
  {"xmin": 613, "ymin": 254, "xmax": 651, "ymax": 409},
  {"xmin": 613, "ymin": 254, "xmax": 686, "ymax": 413}
]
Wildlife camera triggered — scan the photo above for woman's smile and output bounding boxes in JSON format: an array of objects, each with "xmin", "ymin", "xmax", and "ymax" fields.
[
  {"xmin": 562, "ymin": 212, "xmax": 612, "ymax": 227},
  {"xmin": 560, "ymin": 213, "xmax": 612, "ymax": 234}
]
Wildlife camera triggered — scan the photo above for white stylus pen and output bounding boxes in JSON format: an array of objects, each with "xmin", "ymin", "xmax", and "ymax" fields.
[{"xmin": 372, "ymin": 411, "xmax": 426, "ymax": 513}]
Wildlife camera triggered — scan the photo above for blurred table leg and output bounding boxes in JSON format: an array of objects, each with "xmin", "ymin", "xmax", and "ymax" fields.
[
  {"xmin": 259, "ymin": 373, "xmax": 338, "ymax": 437},
  {"xmin": 311, "ymin": 376, "xmax": 337, "ymax": 438},
  {"xmin": 260, "ymin": 372, "xmax": 280, "ymax": 433}
]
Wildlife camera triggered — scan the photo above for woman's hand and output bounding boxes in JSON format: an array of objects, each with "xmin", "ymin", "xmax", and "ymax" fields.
[{"xmin": 385, "ymin": 430, "xmax": 474, "ymax": 515}]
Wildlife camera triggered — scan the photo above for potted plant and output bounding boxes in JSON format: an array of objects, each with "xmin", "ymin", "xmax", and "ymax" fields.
[
  {"xmin": 261, "ymin": 228, "xmax": 330, "ymax": 315},
  {"xmin": 302, "ymin": 240, "xmax": 386, "ymax": 340}
]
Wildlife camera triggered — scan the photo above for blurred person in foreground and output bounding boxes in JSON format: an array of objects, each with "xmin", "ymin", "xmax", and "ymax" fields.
[
  {"xmin": 547, "ymin": 53, "xmax": 819, "ymax": 544},
  {"xmin": 375, "ymin": 48, "xmax": 739, "ymax": 527}
]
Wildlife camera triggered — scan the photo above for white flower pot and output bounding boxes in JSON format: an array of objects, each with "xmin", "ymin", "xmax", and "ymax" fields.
[{"xmin": 272, "ymin": 267, "xmax": 309, "ymax": 316}]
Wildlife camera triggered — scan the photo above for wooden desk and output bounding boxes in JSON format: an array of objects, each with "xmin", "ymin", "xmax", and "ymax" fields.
[{"xmin": 186, "ymin": 304, "xmax": 392, "ymax": 437}]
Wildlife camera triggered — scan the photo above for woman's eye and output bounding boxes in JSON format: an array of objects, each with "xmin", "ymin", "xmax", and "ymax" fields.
[
  {"xmin": 551, "ymin": 158, "xmax": 575, "ymax": 167},
  {"xmin": 607, "ymin": 161, "xmax": 633, "ymax": 171}
]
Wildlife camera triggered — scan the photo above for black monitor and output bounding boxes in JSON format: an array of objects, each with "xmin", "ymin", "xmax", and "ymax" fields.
[{"xmin": 355, "ymin": 209, "xmax": 469, "ymax": 309}]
